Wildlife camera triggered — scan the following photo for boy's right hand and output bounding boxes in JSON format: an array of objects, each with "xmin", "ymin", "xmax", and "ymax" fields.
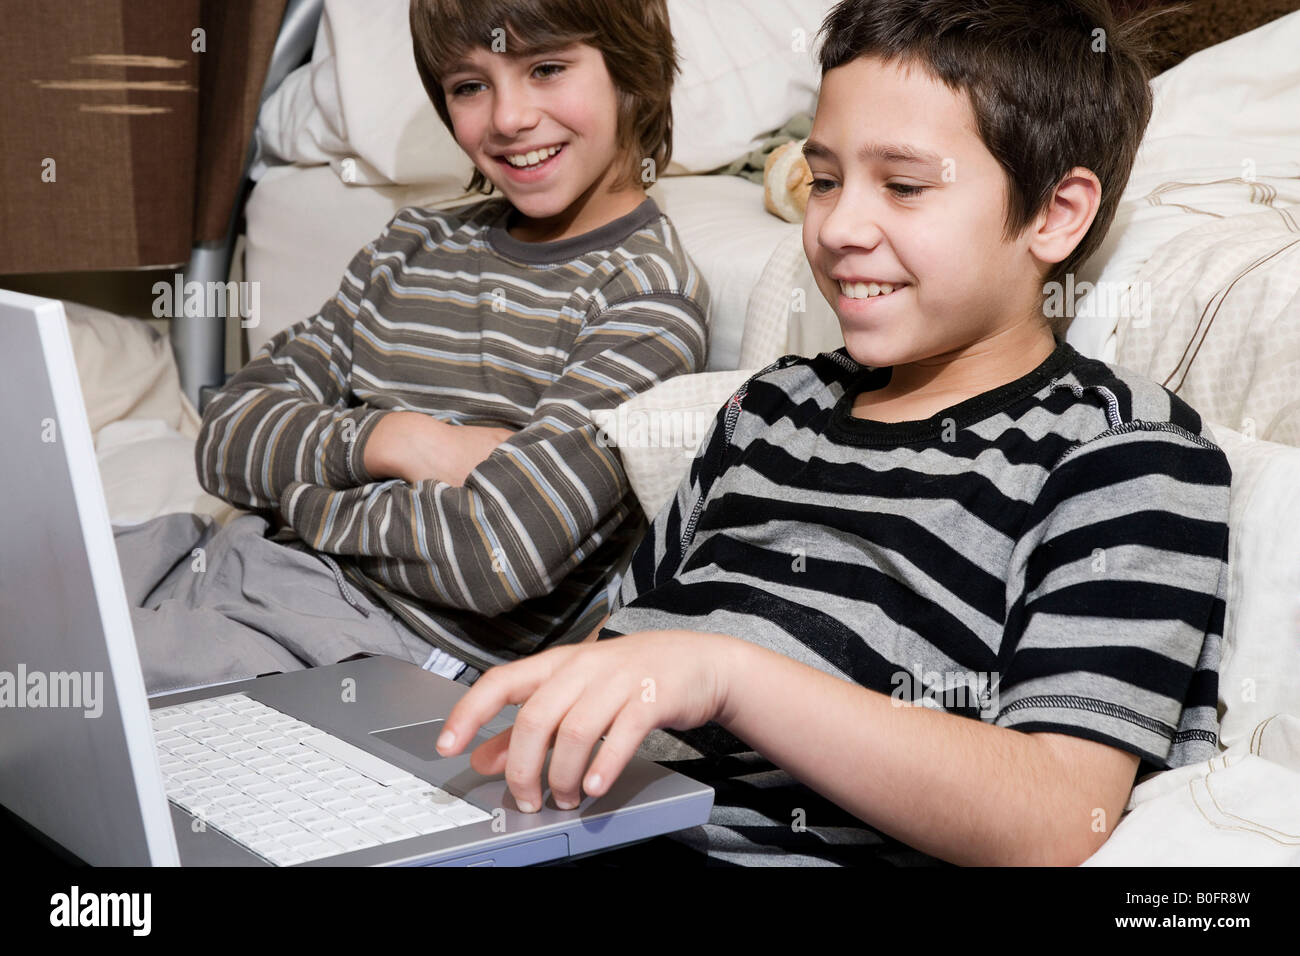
[{"xmin": 363, "ymin": 411, "xmax": 514, "ymax": 487}]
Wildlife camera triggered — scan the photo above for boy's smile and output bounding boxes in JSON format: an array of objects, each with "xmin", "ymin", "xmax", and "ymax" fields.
[
  {"xmin": 803, "ymin": 55, "xmax": 1066, "ymax": 413},
  {"xmin": 441, "ymin": 42, "xmax": 644, "ymax": 243}
]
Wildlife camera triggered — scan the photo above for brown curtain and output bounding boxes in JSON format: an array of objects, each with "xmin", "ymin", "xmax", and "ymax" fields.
[{"xmin": 0, "ymin": 0, "xmax": 287, "ymax": 275}]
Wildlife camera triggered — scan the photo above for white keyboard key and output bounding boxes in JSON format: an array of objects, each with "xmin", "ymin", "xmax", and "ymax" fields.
[
  {"xmin": 289, "ymin": 779, "xmax": 332, "ymax": 798},
  {"xmin": 151, "ymin": 712, "xmax": 193, "ymax": 732},
  {"xmin": 223, "ymin": 820, "xmax": 259, "ymax": 840},
  {"xmin": 386, "ymin": 802, "xmax": 432, "ymax": 822},
  {"xmin": 242, "ymin": 811, "xmax": 281, "ymax": 830},
  {"xmin": 301, "ymin": 734, "xmax": 410, "ymax": 785},
  {"xmin": 287, "ymin": 751, "xmax": 332, "ymax": 769},
  {"xmin": 307, "ymin": 817, "xmax": 353, "ymax": 837},
  {"xmin": 294, "ymin": 840, "xmax": 340, "ymax": 861},
  {"xmin": 329, "ymin": 828, "xmax": 382, "ymax": 852},
  {"xmin": 321, "ymin": 796, "xmax": 366, "ymax": 815},
  {"xmin": 291, "ymin": 808, "xmax": 333, "ymax": 828},
  {"xmin": 245, "ymin": 837, "xmax": 284, "ymax": 858},
  {"xmin": 261, "ymin": 790, "xmax": 300, "ymax": 809},
  {"xmin": 262, "ymin": 820, "xmax": 306, "ymax": 839},
  {"xmin": 440, "ymin": 803, "xmax": 493, "ymax": 826},
  {"xmin": 279, "ymin": 800, "xmax": 318, "ymax": 819},
  {"xmin": 340, "ymin": 807, "xmax": 388, "ymax": 826},
  {"xmin": 371, "ymin": 792, "xmax": 409, "ymax": 811},
  {"xmin": 358, "ymin": 819, "xmax": 418, "ymax": 843},
  {"xmin": 280, "ymin": 830, "xmax": 322, "ymax": 849},
  {"xmin": 405, "ymin": 813, "xmax": 456, "ymax": 834}
]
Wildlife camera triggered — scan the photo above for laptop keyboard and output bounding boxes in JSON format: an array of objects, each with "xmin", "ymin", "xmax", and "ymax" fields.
[{"xmin": 151, "ymin": 693, "xmax": 493, "ymax": 865}]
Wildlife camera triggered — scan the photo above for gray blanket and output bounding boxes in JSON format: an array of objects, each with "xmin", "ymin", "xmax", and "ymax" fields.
[{"xmin": 113, "ymin": 512, "xmax": 459, "ymax": 696}]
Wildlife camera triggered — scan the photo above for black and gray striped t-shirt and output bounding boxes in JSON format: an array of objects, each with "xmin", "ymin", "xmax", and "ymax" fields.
[{"xmin": 598, "ymin": 337, "xmax": 1231, "ymax": 866}]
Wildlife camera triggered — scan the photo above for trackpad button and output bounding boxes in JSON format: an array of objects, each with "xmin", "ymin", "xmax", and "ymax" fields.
[{"xmin": 371, "ymin": 719, "xmax": 498, "ymax": 761}]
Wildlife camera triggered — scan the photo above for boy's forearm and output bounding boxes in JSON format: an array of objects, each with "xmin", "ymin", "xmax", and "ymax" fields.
[
  {"xmin": 360, "ymin": 410, "xmax": 512, "ymax": 486},
  {"xmin": 711, "ymin": 636, "xmax": 1112, "ymax": 866},
  {"xmin": 196, "ymin": 387, "xmax": 388, "ymax": 507}
]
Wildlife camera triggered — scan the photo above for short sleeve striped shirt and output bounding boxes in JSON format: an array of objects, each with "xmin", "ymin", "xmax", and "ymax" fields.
[{"xmin": 600, "ymin": 337, "xmax": 1232, "ymax": 866}]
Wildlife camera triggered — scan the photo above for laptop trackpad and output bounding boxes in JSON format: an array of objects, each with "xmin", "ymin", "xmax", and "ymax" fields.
[{"xmin": 371, "ymin": 719, "xmax": 499, "ymax": 761}]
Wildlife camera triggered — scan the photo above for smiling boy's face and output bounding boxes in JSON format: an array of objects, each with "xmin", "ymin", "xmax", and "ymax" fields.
[
  {"xmin": 441, "ymin": 42, "xmax": 642, "ymax": 241},
  {"xmin": 802, "ymin": 55, "xmax": 1050, "ymax": 370}
]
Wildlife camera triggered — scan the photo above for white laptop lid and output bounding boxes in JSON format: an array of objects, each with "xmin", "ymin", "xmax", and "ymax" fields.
[{"xmin": 0, "ymin": 290, "xmax": 179, "ymax": 865}]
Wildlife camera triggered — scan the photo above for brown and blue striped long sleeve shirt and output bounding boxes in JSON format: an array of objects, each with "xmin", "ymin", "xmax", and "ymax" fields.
[{"xmin": 196, "ymin": 196, "xmax": 709, "ymax": 672}]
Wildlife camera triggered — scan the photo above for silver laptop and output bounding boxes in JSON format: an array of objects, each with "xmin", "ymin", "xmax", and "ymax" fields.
[{"xmin": 0, "ymin": 290, "xmax": 713, "ymax": 866}]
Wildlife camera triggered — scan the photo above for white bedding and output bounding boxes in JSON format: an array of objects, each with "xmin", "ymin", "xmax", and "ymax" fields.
[{"xmin": 1065, "ymin": 10, "xmax": 1300, "ymax": 362}]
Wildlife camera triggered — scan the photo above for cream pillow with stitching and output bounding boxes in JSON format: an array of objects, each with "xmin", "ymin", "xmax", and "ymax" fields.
[{"xmin": 63, "ymin": 300, "xmax": 200, "ymax": 438}]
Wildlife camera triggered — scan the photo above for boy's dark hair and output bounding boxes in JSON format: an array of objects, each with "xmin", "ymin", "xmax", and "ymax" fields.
[
  {"xmin": 410, "ymin": 0, "xmax": 678, "ymax": 196},
  {"xmin": 816, "ymin": 0, "xmax": 1179, "ymax": 331}
]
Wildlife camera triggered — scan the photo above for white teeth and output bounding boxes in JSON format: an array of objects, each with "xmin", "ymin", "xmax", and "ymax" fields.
[
  {"xmin": 505, "ymin": 145, "xmax": 561, "ymax": 167},
  {"xmin": 839, "ymin": 280, "xmax": 901, "ymax": 299}
]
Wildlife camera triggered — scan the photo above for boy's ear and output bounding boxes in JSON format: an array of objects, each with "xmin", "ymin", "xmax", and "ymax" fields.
[{"xmin": 1026, "ymin": 167, "xmax": 1101, "ymax": 269}]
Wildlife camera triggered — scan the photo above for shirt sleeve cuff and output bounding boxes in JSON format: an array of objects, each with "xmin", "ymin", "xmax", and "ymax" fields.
[{"xmin": 346, "ymin": 407, "xmax": 398, "ymax": 486}]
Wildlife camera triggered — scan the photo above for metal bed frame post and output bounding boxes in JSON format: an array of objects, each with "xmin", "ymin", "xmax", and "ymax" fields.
[{"xmin": 172, "ymin": 0, "xmax": 324, "ymax": 414}]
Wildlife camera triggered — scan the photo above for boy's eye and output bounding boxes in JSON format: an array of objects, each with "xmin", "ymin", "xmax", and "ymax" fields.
[
  {"xmin": 888, "ymin": 182, "xmax": 928, "ymax": 198},
  {"xmin": 533, "ymin": 62, "xmax": 565, "ymax": 79},
  {"xmin": 450, "ymin": 80, "xmax": 486, "ymax": 97},
  {"xmin": 806, "ymin": 177, "xmax": 837, "ymax": 195}
]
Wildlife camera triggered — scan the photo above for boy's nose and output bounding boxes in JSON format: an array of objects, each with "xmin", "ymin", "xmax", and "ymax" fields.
[
  {"xmin": 490, "ymin": 86, "xmax": 541, "ymax": 138},
  {"xmin": 818, "ymin": 195, "xmax": 885, "ymax": 254}
]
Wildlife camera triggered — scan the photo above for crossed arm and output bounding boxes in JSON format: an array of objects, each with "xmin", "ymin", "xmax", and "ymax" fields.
[{"xmin": 361, "ymin": 411, "xmax": 513, "ymax": 487}]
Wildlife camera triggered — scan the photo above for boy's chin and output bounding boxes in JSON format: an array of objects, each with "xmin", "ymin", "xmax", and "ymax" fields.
[
  {"xmin": 495, "ymin": 188, "xmax": 575, "ymax": 222},
  {"xmin": 839, "ymin": 330, "xmax": 912, "ymax": 370}
]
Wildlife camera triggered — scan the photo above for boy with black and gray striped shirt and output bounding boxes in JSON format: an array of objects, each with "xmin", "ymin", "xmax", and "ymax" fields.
[
  {"xmin": 437, "ymin": 0, "xmax": 1233, "ymax": 869},
  {"xmin": 593, "ymin": 338, "xmax": 1228, "ymax": 865}
]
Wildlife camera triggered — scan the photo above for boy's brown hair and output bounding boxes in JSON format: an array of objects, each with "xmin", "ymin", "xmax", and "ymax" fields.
[
  {"xmin": 410, "ymin": 0, "xmax": 679, "ymax": 196},
  {"xmin": 816, "ymin": 0, "xmax": 1180, "ymax": 331}
]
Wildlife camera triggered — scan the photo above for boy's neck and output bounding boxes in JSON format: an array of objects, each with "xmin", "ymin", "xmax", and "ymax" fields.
[
  {"xmin": 506, "ymin": 183, "xmax": 647, "ymax": 244},
  {"xmin": 851, "ymin": 320, "xmax": 1058, "ymax": 423}
]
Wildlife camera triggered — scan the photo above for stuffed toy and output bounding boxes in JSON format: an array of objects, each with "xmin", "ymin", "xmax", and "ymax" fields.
[{"xmin": 763, "ymin": 137, "xmax": 812, "ymax": 222}]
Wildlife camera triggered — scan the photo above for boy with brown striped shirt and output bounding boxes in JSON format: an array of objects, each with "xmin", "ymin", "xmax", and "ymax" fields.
[{"xmin": 120, "ymin": 0, "xmax": 708, "ymax": 693}]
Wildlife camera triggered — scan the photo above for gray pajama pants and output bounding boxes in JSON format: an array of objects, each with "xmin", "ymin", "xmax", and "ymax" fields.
[{"xmin": 112, "ymin": 511, "xmax": 480, "ymax": 697}]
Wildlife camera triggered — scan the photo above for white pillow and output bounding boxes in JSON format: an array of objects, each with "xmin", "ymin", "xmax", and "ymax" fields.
[
  {"xmin": 1206, "ymin": 422, "xmax": 1300, "ymax": 750},
  {"xmin": 593, "ymin": 369, "xmax": 754, "ymax": 521},
  {"xmin": 665, "ymin": 0, "xmax": 834, "ymax": 173},
  {"xmin": 1065, "ymin": 10, "xmax": 1300, "ymax": 362},
  {"xmin": 61, "ymin": 300, "xmax": 198, "ymax": 437},
  {"xmin": 255, "ymin": 0, "xmax": 477, "ymax": 196},
  {"xmin": 648, "ymin": 175, "xmax": 797, "ymax": 371},
  {"xmin": 1081, "ymin": 713, "xmax": 1300, "ymax": 865}
]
